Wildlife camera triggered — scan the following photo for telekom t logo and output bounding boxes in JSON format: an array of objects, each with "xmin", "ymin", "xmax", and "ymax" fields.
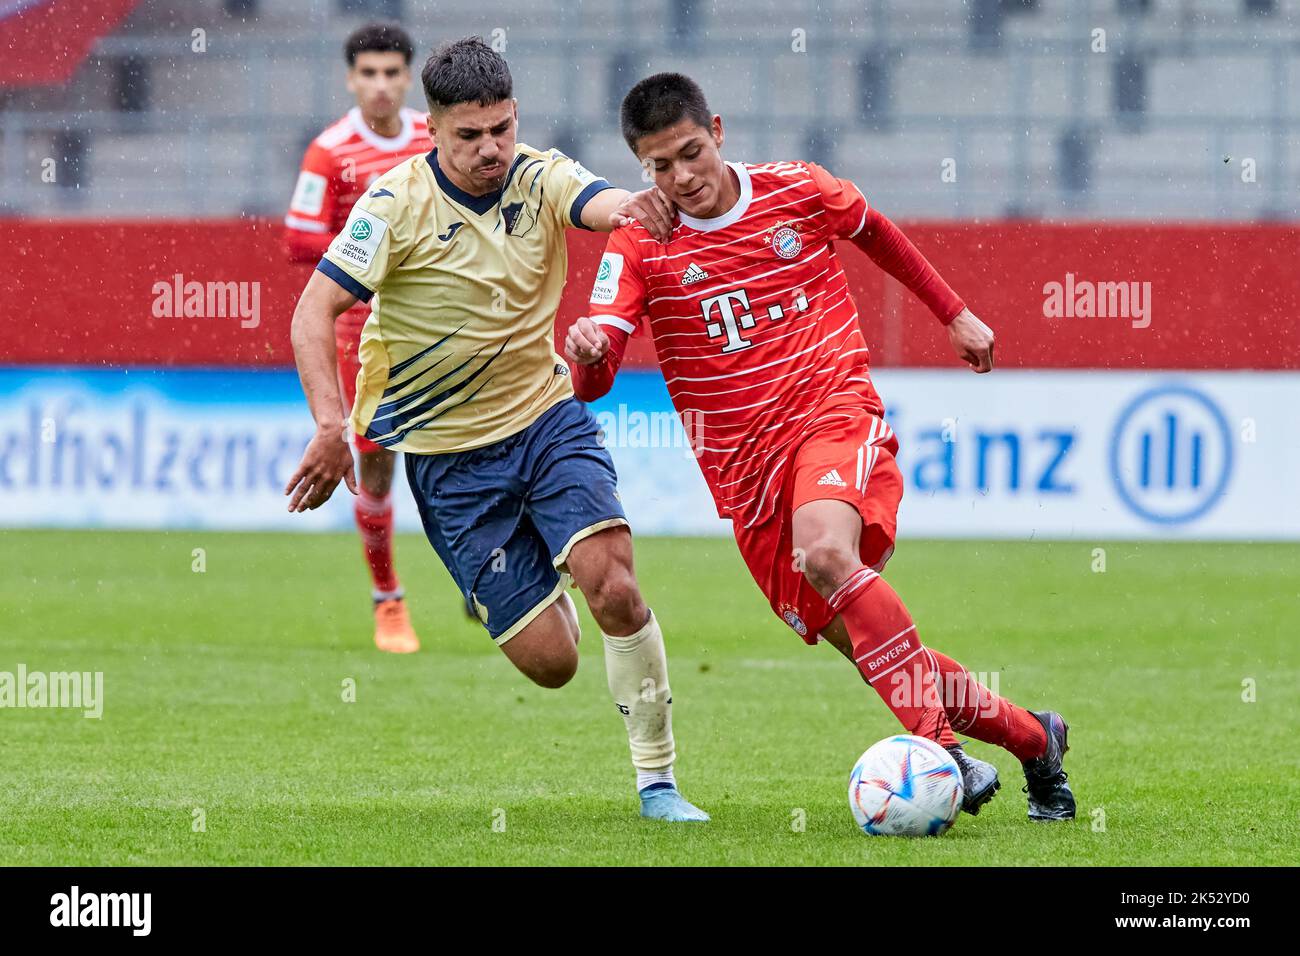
[{"xmin": 700, "ymin": 288, "xmax": 808, "ymax": 354}]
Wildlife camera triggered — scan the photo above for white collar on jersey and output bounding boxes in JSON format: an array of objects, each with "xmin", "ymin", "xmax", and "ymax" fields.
[
  {"xmin": 347, "ymin": 106, "xmax": 417, "ymax": 151},
  {"xmin": 677, "ymin": 162, "xmax": 752, "ymax": 233}
]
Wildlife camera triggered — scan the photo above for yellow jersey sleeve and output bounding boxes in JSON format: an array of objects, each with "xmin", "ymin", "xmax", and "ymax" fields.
[
  {"xmin": 540, "ymin": 148, "xmax": 615, "ymax": 231},
  {"xmin": 318, "ymin": 183, "xmax": 413, "ymax": 301}
]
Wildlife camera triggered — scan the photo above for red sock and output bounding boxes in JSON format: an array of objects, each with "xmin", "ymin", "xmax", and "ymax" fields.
[
  {"xmin": 924, "ymin": 650, "xmax": 1047, "ymax": 761},
  {"xmin": 828, "ymin": 567, "xmax": 958, "ymax": 747},
  {"xmin": 354, "ymin": 487, "xmax": 400, "ymax": 597}
]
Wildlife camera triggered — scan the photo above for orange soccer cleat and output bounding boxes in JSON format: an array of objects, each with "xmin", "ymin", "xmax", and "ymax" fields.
[{"xmin": 373, "ymin": 598, "xmax": 420, "ymax": 654}]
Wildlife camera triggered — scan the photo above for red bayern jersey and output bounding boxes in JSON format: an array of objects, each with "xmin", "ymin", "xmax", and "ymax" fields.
[
  {"xmin": 579, "ymin": 160, "xmax": 887, "ymax": 528},
  {"xmin": 283, "ymin": 106, "xmax": 432, "ymax": 263}
]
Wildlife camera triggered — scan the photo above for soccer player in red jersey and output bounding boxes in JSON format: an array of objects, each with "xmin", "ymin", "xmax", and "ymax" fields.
[
  {"xmin": 567, "ymin": 73, "xmax": 1075, "ymax": 821},
  {"xmin": 284, "ymin": 23, "xmax": 432, "ymax": 654}
]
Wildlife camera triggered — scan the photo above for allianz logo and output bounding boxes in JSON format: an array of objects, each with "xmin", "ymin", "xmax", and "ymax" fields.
[
  {"xmin": 1109, "ymin": 383, "xmax": 1233, "ymax": 525},
  {"xmin": 892, "ymin": 381, "xmax": 1232, "ymax": 526}
]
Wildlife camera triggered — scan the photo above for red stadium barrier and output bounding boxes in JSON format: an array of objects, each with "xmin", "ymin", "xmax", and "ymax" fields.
[
  {"xmin": 7, "ymin": 219, "xmax": 1298, "ymax": 369},
  {"xmin": 0, "ymin": 0, "xmax": 145, "ymax": 88}
]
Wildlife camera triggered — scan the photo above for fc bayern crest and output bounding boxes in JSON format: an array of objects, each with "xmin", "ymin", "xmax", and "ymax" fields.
[
  {"xmin": 772, "ymin": 226, "xmax": 802, "ymax": 259},
  {"xmin": 781, "ymin": 606, "xmax": 808, "ymax": 636}
]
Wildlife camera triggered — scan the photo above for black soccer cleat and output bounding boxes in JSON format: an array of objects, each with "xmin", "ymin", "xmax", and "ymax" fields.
[
  {"xmin": 1022, "ymin": 710, "xmax": 1075, "ymax": 821},
  {"xmin": 944, "ymin": 744, "xmax": 1001, "ymax": 815}
]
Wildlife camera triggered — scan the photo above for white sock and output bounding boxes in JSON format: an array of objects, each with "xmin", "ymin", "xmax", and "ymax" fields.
[
  {"xmin": 602, "ymin": 609, "xmax": 676, "ymax": 790},
  {"xmin": 636, "ymin": 769, "xmax": 677, "ymax": 793}
]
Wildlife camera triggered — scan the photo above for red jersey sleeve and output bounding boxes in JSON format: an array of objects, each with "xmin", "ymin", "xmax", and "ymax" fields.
[
  {"xmin": 283, "ymin": 140, "xmax": 338, "ymax": 262},
  {"xmin": 852, "ymin": 207, "xmax": 966, "ymax": 325},
  {"xmin": 806, "ymin": 161, "xmax": 963, "ymax": 323},
  {"xmin": 571, "ymin": 228, "xmax": 647, "ymax": 401},
  {"xmin": 805, "ymin": 161, "xmax": 871, "ymax": 240}
]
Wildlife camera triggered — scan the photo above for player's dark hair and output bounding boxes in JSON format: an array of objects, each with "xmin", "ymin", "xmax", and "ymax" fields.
[
  {"xmin": 344, "ymin": 22, "xmax": 415, "ymax": 66},
  {"xmin": 421, "ymin": 36, "xmax": 513, "ymax": 113},
  {"xmin": 621, "ymin": 72, "xmax": 712, "ymax": 152}
]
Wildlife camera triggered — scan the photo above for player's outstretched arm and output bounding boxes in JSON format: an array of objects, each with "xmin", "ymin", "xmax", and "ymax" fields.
[
  {"xmin": 851, "ymin": 205, "xmax": 994, "ymax": 373},
  {"xmin": 807, "ymin": 162, "xmax": 995, "ymax": 373},
  {"xmin": 285, "ymin": 270, "xmax": 360, "ymax": 512},
  {"xmin": 581, "ymin": 186, "xmax": 675, "ymax": 241}
]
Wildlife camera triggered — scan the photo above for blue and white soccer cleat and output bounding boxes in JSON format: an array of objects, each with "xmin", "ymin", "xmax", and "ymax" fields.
[{"xmin": 638, "ymin": 783, "xmax": 711, "ymax": 822}]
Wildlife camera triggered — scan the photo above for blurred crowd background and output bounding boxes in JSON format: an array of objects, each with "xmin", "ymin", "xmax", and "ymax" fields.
[{"xmin": 5, "ymin": 0, "xmax": 1299, "ymax": 220}]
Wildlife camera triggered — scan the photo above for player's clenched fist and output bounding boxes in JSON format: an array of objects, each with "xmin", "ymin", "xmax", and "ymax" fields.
[
  {"xmin": 946, "ymin": 308, "xmax": 996, "ymax": 374},
  {"xmin": 284, "ymin": 423, "xmax": 359, "ymax": 512},
  {"xmin": 565, "ymin": 316, "xmax": 610, "ymax": 366}
]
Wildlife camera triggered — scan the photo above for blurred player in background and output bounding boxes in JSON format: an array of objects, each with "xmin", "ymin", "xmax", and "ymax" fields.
[
  {"xmin": 285, "ymin": 40, "xmax": 707, "ymax": 822},
  {"xmin": 568, "ymin": 73, "xmax": 1076, "ymax": 822},
  {"xmin": 284, "ymin": 23, "xmax": 432, "ymax": 654}
]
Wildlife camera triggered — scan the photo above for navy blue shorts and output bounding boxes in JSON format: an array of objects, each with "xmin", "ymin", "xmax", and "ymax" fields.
[{"xmin": 404, "ymin": 397, "xmax": 627, "ymax": 644}]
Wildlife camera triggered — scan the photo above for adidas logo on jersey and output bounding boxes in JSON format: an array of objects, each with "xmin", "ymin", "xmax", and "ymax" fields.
[
  {"xmin": 817, "ymin": 469, "xmax": 847, "ymax": 487},
  {"xmin": 681, "ymin": 262, "xmax": 709, "ymax": 285}
]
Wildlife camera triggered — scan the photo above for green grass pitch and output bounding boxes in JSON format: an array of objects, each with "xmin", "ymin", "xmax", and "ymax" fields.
[{"xmin": 1, "ymin": 530, "xmax": 1296, "ymax": 866}]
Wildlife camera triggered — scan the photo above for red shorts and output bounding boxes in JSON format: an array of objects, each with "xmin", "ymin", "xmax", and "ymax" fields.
[
  {"xmin": 336, "ymin": 307, "xmax": 383, "ymax": 454},
  {"xmin": 732, "ymin": 406, "xmax": 903, "ymax": 645}
]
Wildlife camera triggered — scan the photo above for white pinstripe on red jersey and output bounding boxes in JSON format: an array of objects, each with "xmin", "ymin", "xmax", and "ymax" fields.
[{"xmin": 592, "ymin": 160, "xmax": 880, "ymax": 527}]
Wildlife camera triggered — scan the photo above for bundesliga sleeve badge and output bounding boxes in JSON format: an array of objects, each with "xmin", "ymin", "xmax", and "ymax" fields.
[
  {"xmin": 335, "ymin": 208, "xmax": 388, "ymax": 269},
  {"xmin": 590, "ymin": 252, "xmax": 623, "ymax": 305}
]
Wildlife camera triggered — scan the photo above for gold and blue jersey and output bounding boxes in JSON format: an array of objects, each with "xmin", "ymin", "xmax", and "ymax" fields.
[{"xmin": 317, "ymin": 142, "xmax": 614, "ymax": 454}]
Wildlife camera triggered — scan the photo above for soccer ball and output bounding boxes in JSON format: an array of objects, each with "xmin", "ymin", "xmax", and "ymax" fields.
[{"xmin": 848, "ymin": 735, "xmax": 964, "ymax": 837}]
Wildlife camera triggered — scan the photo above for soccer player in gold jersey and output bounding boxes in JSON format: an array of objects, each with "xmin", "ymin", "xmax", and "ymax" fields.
[{"xmin": 284, "ymin": 37, "xmax": 704, "ymax": 822}]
